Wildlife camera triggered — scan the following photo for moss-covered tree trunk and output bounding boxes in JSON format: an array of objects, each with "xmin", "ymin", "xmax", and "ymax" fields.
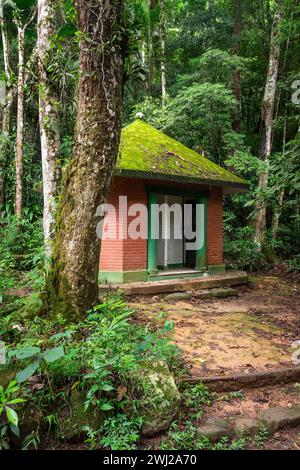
[{"xmin": 44, "ymin": 0, "xmax": 124, "ymax": 318}]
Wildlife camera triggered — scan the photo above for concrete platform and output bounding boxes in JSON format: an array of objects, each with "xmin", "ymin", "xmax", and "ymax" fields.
[{"xmin": 99, "ymin": 271, "xmax": 248, "ymax": 296}]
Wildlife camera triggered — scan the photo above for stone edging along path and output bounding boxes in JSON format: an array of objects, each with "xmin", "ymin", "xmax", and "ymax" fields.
[
  {"xmin": 196, "ymin": 406, "xmax": 300, "ymax": 441},
  {"xmin": 185, "ymin": 366, "xmax": 300, "ymax": 392}
]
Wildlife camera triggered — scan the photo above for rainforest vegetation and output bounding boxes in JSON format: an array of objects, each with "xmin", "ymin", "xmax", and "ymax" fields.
[{"xmin": 0, "ymin": 0, "xmax": 299, "ymax": 452}]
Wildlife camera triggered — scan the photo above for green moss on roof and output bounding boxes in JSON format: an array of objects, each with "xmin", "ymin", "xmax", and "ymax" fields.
[{"xmin": 116, "ymin": 120, "xmax": 248, "ymax": 188}]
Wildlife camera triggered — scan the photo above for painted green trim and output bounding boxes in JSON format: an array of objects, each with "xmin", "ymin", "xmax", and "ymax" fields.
[
  {"xmin": 145, "ymin": 184, "xmax": 208, "ymax": 198},
  {"xmin": 195, "ymin": 196, "xmax": 207, "ymax": 269},
  {"xmin": 99, "ymin": 270, "xmax": 148, "ymax": 284},
  {"xmin": 208, "ymin": 265, "xmax": 226, "ymax": 275},
  {"xmin": 147, "ymin": 193, "xmax": 158, "ymax": 274},
  {"xmin": 148, "ymin": 270, "xmax": 206, "ymax": 282},
  {"xmin": 158, "ymin": 263, "xmax": 185, "ymax": 270}
]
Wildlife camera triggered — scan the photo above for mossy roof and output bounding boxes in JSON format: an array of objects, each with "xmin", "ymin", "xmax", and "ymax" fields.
[{"xmin": 116, "ymin": 119, "xmax": 248, "ymax": 190}]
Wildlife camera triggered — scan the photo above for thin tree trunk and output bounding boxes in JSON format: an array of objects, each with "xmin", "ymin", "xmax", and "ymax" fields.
[
  {"xmin": 14, "ymin": 25, "xmax": 25, "ymax": 217},
  {"xmin": 230, "ymin": 0, "xmax": 242, "ymax": 133},
  {"xmin": 44, "ymin": 0, "xmax": 125, "ymax": 318},
  {"xmin": 0, "ymin": 0, "xmax": 12, "ymax": 207},
  {"xmin": 0, "ymin": 89, "xmax": 13, "ymax": 208},
  {"xmin": 147, "ymin": 0, "xmax": 155, "ymax": 91},
  {"xmin": 159, "ymin": 0, "xmax": 167, "ymax": 105},
  {"xmin": 14, "ymin": 8, "xmax": 36, "ymax": 218},
  {"xmin": 38, "ymin": 0, "xmax": 61, "ymax": 257},
  {"xmin": 272, "ymin": 114, "xmax": 287, "ymax": 239},
  {"xmin": 254, "ymin": 5, "xmax": 281, "ymax": 248},
  {"xmin": 0, "ymin": 0, "xmax": 9, "ymax": 74}
]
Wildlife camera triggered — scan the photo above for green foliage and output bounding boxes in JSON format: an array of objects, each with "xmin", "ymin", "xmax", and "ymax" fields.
[
  {"xmin": 99, "ymin": 414, "xmax": 142, "ymax": 450},
  {"xmin": 85, "ymin": 414, "xmax": 143, "ymax": 451},
  {"xmin": 166, "ymin": 83, "xmax": 238, "ymax": 162},
  {"xmin": 251, "ymin": 426, "xmax": 270, "ymax": 448},
  {"xmin": 0, "ymin": 294, "xmax": 181, "ymax": 449},
  {"xmin": 0, "ymin": 215, "xmax": 43, "ymax": 305},
  {"xmin": 287, "ymin": 254, "xmax": 300, "ymax": 272},
  {"xmin": 160, "ymin": 421, "xmax": 197, "ymax": 450},
  {"xmin": 0, "ymin": 381, "xmax": 26, "ymax": 450},
  {"xmin": 224, "ymin": 227, "xmax": 267, "ymax": 271},
  {"xmin": 196, "ymin": 435, "xmax": 246, "ymax": 451},
  {"xmin": 10, "ymin": 345, "xmax": 65, "ymax": 383},
  {"xmin": 182, "ymin": 383, "xmax": 212, "ymax": 418}
]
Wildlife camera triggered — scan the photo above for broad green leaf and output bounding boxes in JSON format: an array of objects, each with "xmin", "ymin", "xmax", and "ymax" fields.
[
  {"xmin": 15, "ymin": 347, "xmax": 41, "ymax": 360},
  {"xmin": 5, "ymin": 406, "xmax": 18, "ymax": 427},
  {"xmin": 16, "ymin": 362, "xmax": 39, "ymax": 383},
  {"xmin": 9, "ymin": 423, "xmax": 20, "ymax": 437},
  {"xmin": 43, "ymin": 346, "xmax": 65, "ymax": 363}
]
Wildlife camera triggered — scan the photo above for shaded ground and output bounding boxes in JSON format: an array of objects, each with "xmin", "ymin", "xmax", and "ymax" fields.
[
  {"xmin": 141, "ymin": 383, "xmax": 300, "ymax": 451},
  {"xmin": 129, "ymin": 275, "xmax": 300, "ymax": 376},
  {"xmin": 200, "ymin": 382, "xmax": 300, "ymax": 450}
]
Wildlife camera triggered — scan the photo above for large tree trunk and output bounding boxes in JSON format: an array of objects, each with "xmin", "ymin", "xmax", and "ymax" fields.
[
  {"xmin": 38, "ymin": 0, "xmax": 61, "ymax": 257},
  {"xmin": 14, "ymin": 25, "xmax": 25, "ymax": 217},
  {"xmin": 254, "ymin": 6, "xmax": 281, "ymax": 248},
  {"xmin": 159, "ymin": 0, "xmax": 167, "ymax": 105},
  {"xmin": 44, "ymin": 0, "xmax": 124, "ymax": 318}
]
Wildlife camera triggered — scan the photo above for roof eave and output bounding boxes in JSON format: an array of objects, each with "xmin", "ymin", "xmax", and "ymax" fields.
[{"xmin": 114, "ymin": 168, "xmax": 249, "ymax": 193}]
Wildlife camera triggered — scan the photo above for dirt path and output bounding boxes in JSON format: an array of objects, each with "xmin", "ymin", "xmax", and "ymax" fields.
[{"xmin": 129, "ymin": 275, "xmax": 300, "ymax": 376}]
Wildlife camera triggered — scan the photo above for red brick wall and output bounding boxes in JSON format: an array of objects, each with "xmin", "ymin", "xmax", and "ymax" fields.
[
  {"xmin": 99, "ymin": 177, "xmax": 148, "ymax": 272},
  {"xmin": 99, "ymin": 177, "xmax": 224, "ymax": 272},
  {"xmin": 99, "ymin": 178, "xmax": 124, "ymax": 271},
  {"xmin": 207, "ymin": 186, "xmax": 223, "ymax": 266}
]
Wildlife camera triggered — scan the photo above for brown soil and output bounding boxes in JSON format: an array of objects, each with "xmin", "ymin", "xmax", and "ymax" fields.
[
  {"xmin": 131, "ymin": 274, "xmax": 300, "ymax": 450},
  {"xmin": 129, "ymin": 275, "xmax": 300, "ymax": 376}
]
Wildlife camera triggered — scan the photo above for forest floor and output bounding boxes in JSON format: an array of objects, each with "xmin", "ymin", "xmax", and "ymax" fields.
[
  {"xmin": 2, "ymin": 272, "xmax": 299, "ymax": 450},
  {"xmin": 129, "ymin": 274, "xmax": 300, "ymax": 376},
  {"xmin": 129, "ymin": 273, "xmax": 300, "ymax": 450}
]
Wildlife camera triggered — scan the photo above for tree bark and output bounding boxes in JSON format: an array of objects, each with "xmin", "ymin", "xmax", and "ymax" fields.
[
  {"xmin": 0, "ymin": 88, "xmax": 13, "ymax": 208},
  {"xmin": 14, "ymin": 24, "xmax": 25, "ymax": 217},
  {"xmin": 271, "ymin": 114, "xmax": 287, "ymax": 239},
  {"xmin": 254, "ymin": 5, "xmax": 281, "ymax": 248},
  {"xmin": 44, "ymin": 0, "xmax": 125, "ymax": 318},
  {"xmin": 0, "ymin": 0, "xmax": 13, "ymax": 208},
  {"xmin": 230, "ymin": 0, "xmax": 242, "ymax": 133},
  {"xmin": 159, "ymin": 0, "xmax": 167, "ymax": 105},
  {"xmin": 38, "ymin": 0, "xmax": 62, "ymax": 257},
  {"xmin": 147, "ymin": 0, "xmax": 155, "ymax": 91},
  {"xmin": 14, "ymin": 8, "xmax": 36, "ymax": 218}
]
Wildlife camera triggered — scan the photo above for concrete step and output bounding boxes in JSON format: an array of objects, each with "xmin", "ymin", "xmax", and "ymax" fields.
[{"xmin": 101, "ymin": 271, "xmax": 248, "ymax": 296}]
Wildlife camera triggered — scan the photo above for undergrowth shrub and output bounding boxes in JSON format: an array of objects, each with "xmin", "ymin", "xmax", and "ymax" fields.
[
  {"xmin": 1, "ymin": 294, "xmax": 182, "ymax": 449},
  {"xmin": 224, "ymin": 227, "xmax": 268, "ymax": 271}
]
